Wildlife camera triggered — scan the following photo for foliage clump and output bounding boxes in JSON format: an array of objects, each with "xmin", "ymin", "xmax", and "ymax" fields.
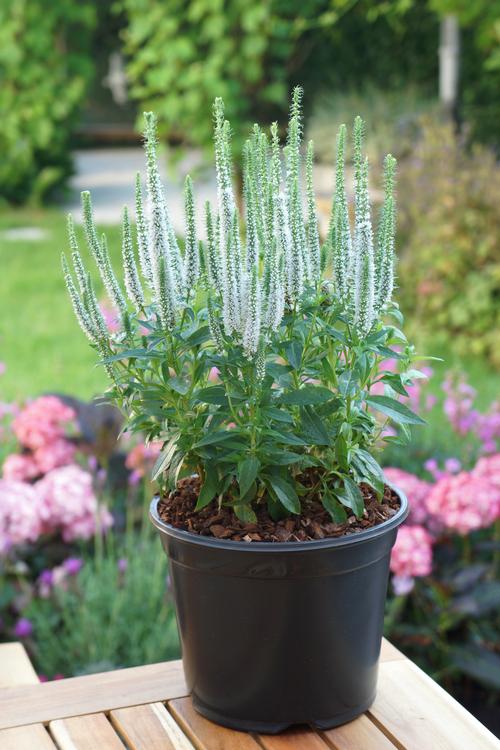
[
  {"xmin": 64, "ymin": 88, "xmax": 424, "ymax": 523},
  {"xmin": 0, "ymin": 2, "xmax": 96, "ymax": 205},
  {"xmin": 398, "ymin": 118, "xmax": 500, "ymax": 369}
]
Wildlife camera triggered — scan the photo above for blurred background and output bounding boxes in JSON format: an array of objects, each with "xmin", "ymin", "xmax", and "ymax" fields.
[{"xmin": 0, "ymin": 0, "xmax": 499, "ymax": 735}]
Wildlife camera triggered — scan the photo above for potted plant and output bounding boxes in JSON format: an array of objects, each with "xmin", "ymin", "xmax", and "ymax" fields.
[{"xmin": 63, "ymin": 88, "xmax": 425, "ymax": 732}]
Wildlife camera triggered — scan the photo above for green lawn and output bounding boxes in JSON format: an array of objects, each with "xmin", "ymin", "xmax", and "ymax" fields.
[
  {"xmin": 0, "ymin": 209, "xmax": 122, "ymax": 401},
  {"xmin": 1, "ymin": 208, "xmax": 498, "ymax": 414}
]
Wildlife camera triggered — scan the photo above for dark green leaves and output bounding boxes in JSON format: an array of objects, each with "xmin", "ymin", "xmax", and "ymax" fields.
[
  {"xmin": 265, "ymin": 474, "xmax": 300, "ymax": 514},
  {"xmin": 238, "ymin": 457, "xmax": 260, "ymax": 498},
  {"xmin": 195, "ymin": 470, "xmax": 220, "ymax": 510},
  {"xmin": 365, "ymin": 395, "xmax": 425, "ymax": 425},
  {"xmin": 280, "ymin": 385, "xmax": 334, "ymax": 405},
  {"xmin": 337, "ymin": 476, "xmax": 364, "ymax": 517},
  {"xmin": 300, "ymin": 406, "xmax": 331, "ymax": 445},
  {"xmin": 152, "ymin": 433, "xmax": 179, "ymax": 481}
]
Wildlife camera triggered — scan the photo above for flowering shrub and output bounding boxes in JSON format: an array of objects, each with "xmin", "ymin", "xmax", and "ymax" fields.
[
  {"xmin": 384, "ymin": 405, "xmax": 500, "ymax": 701},
  {"xmin": 398, "ymin": 118, "xmax": 500, "ymax": 368},
  {"xmin": 63, "ymin": 88, "xmax": 426, "ymax": 523}
]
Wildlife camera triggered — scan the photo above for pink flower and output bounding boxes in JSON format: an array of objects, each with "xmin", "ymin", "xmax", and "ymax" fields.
[
  {"xmin": 99, "ymin": 300, "xmax": 121, "ymax": 333},
  {"xmin": 208, "ymin": 367, "xmax": 220, "ymax": 383},
  {"xmin": 473, "ymin": 454, "xmax": 500, "ymax": 493},
  {"xmin": 0, "ymin": 480, "xmax": 41, "ymax": 553},
  {"xmin": 0, "ymin": 362, "xmax": 6, "ymax": 376},
  {"xmin": 384, "ymin": 467, "xmax": 432, "ymax": 524},
  {"xmin": 2, "ymin": 454, "xmax": 39, "ymax": 482},
  {"xmin": 35, "ymin": 465, "xmax": 113, "ymax": 541},
  {"xmin": 12, "ymin": 396, "xmax": 75, "ymax": 450},
  {"xmin": 125, "ymin": 442, "xmax": 162, "ymax": 479},
  {"xmin": 33, "ymin": 439, "xmax": 76, "ymax": 474},
  {"xmin": 390, "ymin": 525, "xmax": 433, "ymax": 578},
  {"xmin": 426, "ymin": 472, "xmax": 500, "ymax": 534}
]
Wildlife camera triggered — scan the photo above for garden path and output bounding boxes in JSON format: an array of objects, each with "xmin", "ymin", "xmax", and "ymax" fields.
[{"xmin": 63, "ymin": 148, "xmax": 336, "ymax": 235}]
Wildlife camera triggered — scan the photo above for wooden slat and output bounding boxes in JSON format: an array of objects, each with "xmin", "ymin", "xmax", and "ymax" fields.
[
  {"xmin": 259, "ymin": 728, "xmax": 329, "ymax": 749},
  {"xmin": 169, "ymin": 696, "xmax": 261, "ymax": 750},
  {"xmin": 0, "ymin": 642, "xmax": 39, "ymax": 687},
  {"xmin": 322, "ymin": 714, "xmax": 397, "ymax": 749},
  {"xmin": 370, "ymin": 659, "xmax": 500, "ymax": 750},
  {"xmin": 0, "ymin": 724, "xmax": 57, "ymax": 750},
  {"xmin": 380, "ymin": 638, "xmax": 406, "ymax": 663},
  {"xmin": 111, "ymin": 702, "xmax": 195, "ymax": 750},
  {"xmin": 50, "ymin": 713, "xmax": 125, "ymax": 749},
  {"xmin": 0, "ymin": 659, "xmax": 187, "ymax": 730}
]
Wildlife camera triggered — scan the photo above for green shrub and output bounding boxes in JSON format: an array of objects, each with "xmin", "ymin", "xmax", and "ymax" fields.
[
  {"xmin": 0, "ymin": 2, "xmax": 96, "ymax": 205},
  {"xmin": 397, "ymin": 118, "xmax": 500, "ymax": 368},
  {"xmin": 118, "ymin": 0, "xmax": 335, "ymax": 152},
  {"xmin": 26, "ymin": 532, "xmax": 179, "ymax": 677}
]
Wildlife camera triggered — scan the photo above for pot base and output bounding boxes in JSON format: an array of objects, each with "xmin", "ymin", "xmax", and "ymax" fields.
[{"xmin": 192, "ymin": 693, "xmax": 376, "ymax": 734}]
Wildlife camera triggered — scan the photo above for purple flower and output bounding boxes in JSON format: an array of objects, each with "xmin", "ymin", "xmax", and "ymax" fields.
[
  {"xmin": 117, "ymin": 558, "xmax": 128, "ymax": 573},
  {"xmin": 444, "ymin": 457, "xmax": 461, "ymax": 474},
  {"xmin": 63, "ymin": 557, "xmax": 84, "ymax": 576},
  {"xmin": 392, "ymin": 575, "xmax": 415, "ymax": 596},
  {"xmin": 38, "ymin": 569, "xmax": 54, "ymax": 586},
  {"xmin": 14, "ymin": 617, "xmax": 33, "ymax": 638}
]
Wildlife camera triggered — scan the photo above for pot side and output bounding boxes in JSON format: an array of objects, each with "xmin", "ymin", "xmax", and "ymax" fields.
[{"xmin": 150, "ymin": 488, "xmax": 408, "ymax": 733}]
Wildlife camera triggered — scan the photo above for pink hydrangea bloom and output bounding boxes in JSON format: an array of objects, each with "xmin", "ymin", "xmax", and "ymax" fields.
[
  {"xmin": 125, "ymin": 442, "xmax": 162, "ymax": 479},
  {"xmin": 35, "ymin": 465, "xmax": 113, "ymax": 541},
  {"xmin": 384, "ymin": 467, "xmax": 432, "ymax": 524},
  {"xmin": 0, "ymin": 480, "xmax": 42, "ymax": 554},
  {"xmin": 426, "ymin": 471, "xmax": 500, "ymax": 534},
  {"xmin": 33, "ymin": 439, "xmax": 76, "ymax": 474},
  {"xmin": 12, "ymin": 396, "xmax": 75, "ymax": 450},
  {"xmin": 390, "ymin": 525, "xmax": 433, "ymax": 578},
  {"xmin": 2, "ymin": 453, "xmax": 39, "ymax": 482},
  {"xmin": 473, "ymin": 454, "xmax": 500, "ymax": 492}
]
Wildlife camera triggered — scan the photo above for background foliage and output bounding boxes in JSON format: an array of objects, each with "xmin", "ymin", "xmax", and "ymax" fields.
[
  {"xmin": 0, "ymin": 1, "xmax": 96, "ymax": 205},
  {"xmin": 398, "ymin": 118, "xmax": 500, "ymax": 369}
]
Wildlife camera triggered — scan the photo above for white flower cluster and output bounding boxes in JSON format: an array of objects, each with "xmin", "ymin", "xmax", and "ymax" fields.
[{"xmin": 63, "ymin": 88, "xmax": 397, "ymax": 370}]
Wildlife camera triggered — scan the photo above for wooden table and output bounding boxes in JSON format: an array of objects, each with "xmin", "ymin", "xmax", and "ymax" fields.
[{"xmin": 0, "ymin": 639, "xmax": 498, "ymax": 750}]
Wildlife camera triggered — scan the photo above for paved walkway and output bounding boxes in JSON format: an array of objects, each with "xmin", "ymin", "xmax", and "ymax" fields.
[
  {"xmin": 63, "ymin": 147, "xmax": 218, "ymax": 234},
  {"xmin": 63, "ymin": 147, "xmax": 336, "ymax": 235}
]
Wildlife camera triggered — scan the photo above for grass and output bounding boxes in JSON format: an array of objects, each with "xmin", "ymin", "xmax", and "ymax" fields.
[
  {"xmin": 1, "ymin": 208, "xmax": 498, "ymax": 415},
  {"xmin": 0, "ymin": 208, "xmax": 122, "ymax": 401}
]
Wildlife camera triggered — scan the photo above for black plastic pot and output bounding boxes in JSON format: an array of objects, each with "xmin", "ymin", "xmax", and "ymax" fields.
[{"xmin": 150, "ymin": 489, "xmax": 408, "ymax": 733}]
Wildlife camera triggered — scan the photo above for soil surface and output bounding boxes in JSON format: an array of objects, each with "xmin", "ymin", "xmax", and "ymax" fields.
[{"xmin": 158, "ymin": 476, "xmax": 400, "ymax": 543}]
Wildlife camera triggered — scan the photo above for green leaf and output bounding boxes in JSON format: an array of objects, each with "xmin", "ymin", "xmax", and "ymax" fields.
[
  {"xmin": 101, "ymin": 348, "xmax": 162, "ymax": 364},
  {"xmin": 238, "ymin": 457, "xmax": 260, "ymax": 498},
  {"xmin": 322, "ymin": 490, "xmax": 348, "ymax": 523},
  {"xmin": 300, "ymin": 406, "xmax": 331, "ymax": 445},
  {"xmin": 337, "ymin": 476, "xmax": 364, "ymax": 517},
  {"xmin": 283, "ymin": 340, "xmax": 303, "ymax": 369},
  {"xmin": 338, "ymin": 369, "xmax": 358, "ymax": 397},
  {"xmin": 280, "ymin": 385, "xmax": 334, "ymax": 405},
  {"xmin": 365, "ymin": 395, "xmax": 425, "ymax": 425},
  {"xmin": 194, "ymin": 431, "xmax": 238, "ymax": 448},
  {"xmin": 167, "ymin": 376, "xmax": 189, "ymax": 395},
  {"xmin": 152, "ymin": 433, "xmax": 179, "ymax": 481},
  {"xmin": 353, "ymin": 449, "xmax": 385, "ymax": 496},
  {"xmin": 195, "ymin": 470, "xmax": 220, "ymax": 511},
  {"xmin": 182, "ymin": 325, "xmax": 211, "ymax": 347},
  {"xmin": 233, "ymin": 504, "xmax": 258, "ymax": 524},
  {"xmin": 195, "ymin": 386, "xmax": 227, "ymax": 405},
  {"xmin": 335, "ymin": 433, "xmax": 349, "ymax": 471},
  {"xmin": 265, "ymin": 474, "xmax": 300, "ymax": 514}
]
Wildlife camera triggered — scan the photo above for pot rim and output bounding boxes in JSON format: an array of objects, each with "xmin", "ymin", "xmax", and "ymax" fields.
[{"xmin": 149, "ymin": 483, "xmax": 409, "ymax": 552}]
